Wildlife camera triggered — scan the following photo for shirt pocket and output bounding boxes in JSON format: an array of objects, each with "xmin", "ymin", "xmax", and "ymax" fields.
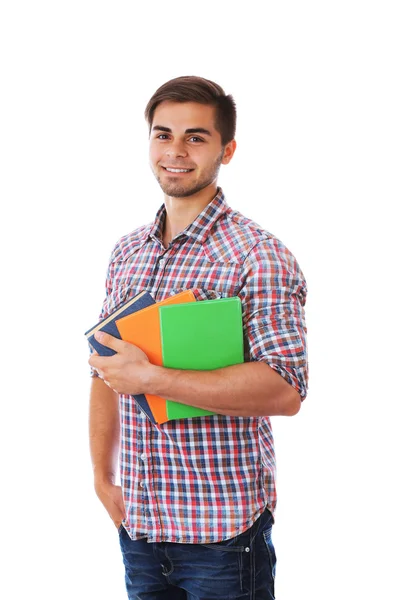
[
  {"xmin": 103, "ymin": 286, "xmax": 137, "ymax": 317},
  {"xmin": 171, "ymin": 288, "xmax": 223, "ymax": 302}
]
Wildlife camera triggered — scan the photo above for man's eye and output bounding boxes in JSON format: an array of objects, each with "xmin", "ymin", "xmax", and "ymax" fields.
[
  {"xmin": 157, "ymin": 134, "xmax": 169, "ymax": 140},
  {"xmin": 189, "ymin": 137, "xmax": 203, "ymax": 143}
]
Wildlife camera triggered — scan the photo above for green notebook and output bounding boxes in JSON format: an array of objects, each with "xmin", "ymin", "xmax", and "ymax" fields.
[{"xmin": 159, "ymin": 297, "xmax": 244, "ymax": 420}]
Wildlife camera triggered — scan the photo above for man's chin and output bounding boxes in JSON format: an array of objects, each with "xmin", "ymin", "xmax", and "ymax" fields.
[{"xmin": 158, "ymin": 181, "xmax": 203, "ymax": 198}]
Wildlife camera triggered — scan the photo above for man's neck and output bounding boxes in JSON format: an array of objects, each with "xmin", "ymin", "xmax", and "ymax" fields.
[{"xmin": 162, "ymin": 183, "xmax": 218, "ymax": 248}]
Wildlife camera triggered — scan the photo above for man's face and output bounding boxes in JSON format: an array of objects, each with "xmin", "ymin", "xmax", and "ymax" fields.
[{"xmin": 149, "ymin": 101, "xmax": 228, "ymax": 198}]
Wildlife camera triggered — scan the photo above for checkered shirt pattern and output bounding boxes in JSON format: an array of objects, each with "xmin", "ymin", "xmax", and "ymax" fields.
[{"xmin": 92, "ymin": 187, "xmax": 308, "ymax": 543}]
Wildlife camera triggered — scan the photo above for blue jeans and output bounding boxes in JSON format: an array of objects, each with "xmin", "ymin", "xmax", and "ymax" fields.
[{"xmin": 118, "ymin": 508, "xmax": 276, "ymax": 599}]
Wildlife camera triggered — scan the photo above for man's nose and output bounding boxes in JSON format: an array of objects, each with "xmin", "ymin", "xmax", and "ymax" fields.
[{"xmin": 165, "ymin": 140, "xmax": 188, "ymax": 158}]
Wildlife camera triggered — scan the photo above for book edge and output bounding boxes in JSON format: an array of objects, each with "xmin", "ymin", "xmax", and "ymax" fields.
[
  {"xmin": 115, "ymin": 289, "xmax": 196, "ymax": 330},
  {"xmin": 85, "ymin": 291, "xmax": 151, "ymax": 338}
]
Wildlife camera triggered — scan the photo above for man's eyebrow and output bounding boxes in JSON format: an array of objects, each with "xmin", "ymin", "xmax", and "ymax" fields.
[
  {"xmin": 152, "ymin": 125, "xmax": 212, "ymax": 136},
  {"xmin": 185, "ymin": 128, "xmax": 212, "ymax": 136},
  {"xmin": 152, "ymin": 125, "xmax": 172, "ymax": 133}
]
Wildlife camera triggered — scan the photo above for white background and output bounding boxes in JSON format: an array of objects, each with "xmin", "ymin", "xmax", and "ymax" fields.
[{"xmin": 1, "ymin": 1, "xmax": 395, "ymax": 598}]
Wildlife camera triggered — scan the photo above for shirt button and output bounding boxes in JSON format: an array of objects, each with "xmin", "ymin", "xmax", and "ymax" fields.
[
  {"xmin": 140, "ymin": 481, "xmax": 145, "ymax": 488},
  {"xmin": 140, "ymin": 454, "xmax": 147, "ymax": 461}
]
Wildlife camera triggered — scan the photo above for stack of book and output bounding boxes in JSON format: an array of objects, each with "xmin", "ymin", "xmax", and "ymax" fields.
[{"xmin": 85, "ymin": 290, "xmax": 244, "ymax": 424}]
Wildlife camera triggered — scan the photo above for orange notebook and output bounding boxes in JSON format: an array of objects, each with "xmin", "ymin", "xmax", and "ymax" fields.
[{"xmin": 115, "ymin": 289, "xmax": 196, "ymax": 423}]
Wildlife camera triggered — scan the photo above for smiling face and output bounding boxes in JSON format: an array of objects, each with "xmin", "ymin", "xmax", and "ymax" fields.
[{"xmin": 149, "ymin": 101, "xmax": 235, "ymax": 199}]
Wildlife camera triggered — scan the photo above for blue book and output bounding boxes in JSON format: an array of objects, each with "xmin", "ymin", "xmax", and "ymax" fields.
[
  {"xmin": 85, "ymin": 290, "xmax": 157, "ymax": 422},
  {"xmin": 85, "ymin": 290, "xmax": 155, "ymax": 356}
]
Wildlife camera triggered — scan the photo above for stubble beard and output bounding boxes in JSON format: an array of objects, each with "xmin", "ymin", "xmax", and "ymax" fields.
[{"xmin": 153, "ymin": 150, "xmax": 224, "ymax": 198}]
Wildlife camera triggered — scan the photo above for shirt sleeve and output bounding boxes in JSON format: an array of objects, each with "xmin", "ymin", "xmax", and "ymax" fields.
[
  {"xmin": 239, "ymin": 236, "xmax": 308, "ymax": 399},
  {"xmin": 88, "ymin": 251, "xmax": 115, "ymax": 378}
]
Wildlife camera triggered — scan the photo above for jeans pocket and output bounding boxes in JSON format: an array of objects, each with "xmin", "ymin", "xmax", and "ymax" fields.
[
  {"xmin": 200, "ymin": 530, "xmax": 250, "ymax": 554},
  {"xmin": 200, "ymin": 542, "xmax": 247, "ymax": 553},
  {"xmin": 262, "ymin": 526, "xmax": 276, "ymax": 580}
]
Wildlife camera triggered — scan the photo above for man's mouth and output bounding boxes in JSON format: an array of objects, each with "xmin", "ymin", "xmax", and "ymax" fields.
[{"xmin": 162, "ymin": 167, "xmax": 194, "ymax": 173}]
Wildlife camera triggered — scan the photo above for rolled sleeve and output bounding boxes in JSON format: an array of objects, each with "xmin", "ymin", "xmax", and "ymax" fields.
[
  {"xmin": 239, "ymin": 237, "xmax": 308, "ymax": 399},
  {"xmin": 88, "ymin": 254, "xmax": 115, "ymax": 378}
]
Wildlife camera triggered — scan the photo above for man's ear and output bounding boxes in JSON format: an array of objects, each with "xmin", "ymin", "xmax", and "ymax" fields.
[{"xmin": 221, "ymin": 139, "xmax": 237, "ymax": 165}]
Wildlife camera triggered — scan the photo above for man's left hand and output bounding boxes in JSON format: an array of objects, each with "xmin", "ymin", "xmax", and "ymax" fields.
[{"xmin": 88, "ymin": 332, "xmax": 151, "ymax": 395}]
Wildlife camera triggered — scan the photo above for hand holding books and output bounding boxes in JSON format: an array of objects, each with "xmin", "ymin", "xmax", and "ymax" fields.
[
  {"xmin": 86, "ymin": 290, "xmax": 244, "ymax": 424},
  {"xmin": 89, "ymin": 330, "xmax": 151, "ymax": 395}
]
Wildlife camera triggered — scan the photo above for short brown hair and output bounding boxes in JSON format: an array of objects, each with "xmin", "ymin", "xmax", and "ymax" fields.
[{"xmin": 144, "ymin": 75, "xmax": 236, "ymax": 146}]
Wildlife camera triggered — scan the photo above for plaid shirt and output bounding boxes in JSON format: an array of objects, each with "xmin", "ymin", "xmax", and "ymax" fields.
[{"xmin": 93, "ymin": 187, "xmax": 308, "ymax": 543}]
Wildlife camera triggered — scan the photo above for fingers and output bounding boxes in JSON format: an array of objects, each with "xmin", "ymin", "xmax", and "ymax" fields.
[
  {"xmin": 88, "ymin": 332, "xmax": 126, "ymax": 372},
  {"xmin": 96, "ymin": 484, "xmax": 126, "ymax": 528},
  {"xmin": 94, "ymin": 331, "xmax": 126, "ymax": 352},
  {"xmin": 88, "ymin": 352, "xmax": 110, "ymax": 374}
]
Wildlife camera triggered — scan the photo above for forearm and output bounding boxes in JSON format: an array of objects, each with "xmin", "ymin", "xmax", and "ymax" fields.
[
  {"xmin": 89, "ymin": 377, "xmax": 120, "ymax": 484},
  {"xmin": 145, "ymin": 361, "xmax": 301, "ymax": 417}
]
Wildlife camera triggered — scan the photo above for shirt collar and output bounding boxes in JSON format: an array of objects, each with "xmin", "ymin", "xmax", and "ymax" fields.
[{"xmin": 148, "ymin": 187, "xmax": 229, "ymax": 246}]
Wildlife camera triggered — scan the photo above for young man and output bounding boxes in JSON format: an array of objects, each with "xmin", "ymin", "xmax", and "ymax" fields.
[{"xmin": 89, "ymin": 76, "xmax": 308, "ymax": 600}]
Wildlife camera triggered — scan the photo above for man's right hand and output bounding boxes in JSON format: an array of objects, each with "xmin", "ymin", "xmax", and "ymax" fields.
[{"xmin": 94, "ymin": 479, "xmax": 126, "ymax": 529}]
